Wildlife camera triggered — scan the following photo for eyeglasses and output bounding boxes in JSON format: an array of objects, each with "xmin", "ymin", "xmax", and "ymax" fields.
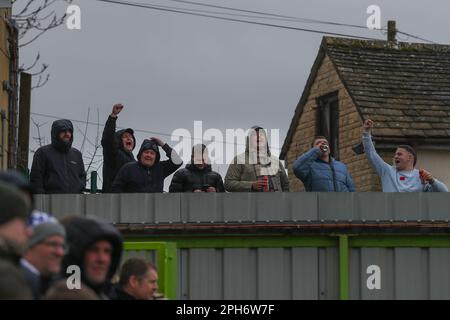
[{"xmin": 41, "ymin": 240, "xmax": 69, "ymax": 253}]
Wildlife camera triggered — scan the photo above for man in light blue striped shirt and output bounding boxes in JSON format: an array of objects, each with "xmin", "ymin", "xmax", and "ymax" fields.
[{"xmin": 362, "ymin": 119, "xmax": 448, "ymax": 192}]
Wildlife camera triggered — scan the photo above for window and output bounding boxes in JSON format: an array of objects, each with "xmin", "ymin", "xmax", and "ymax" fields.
[{"xmin": 316, "ymin": 92, "xmax": 339, "ymax": 159}]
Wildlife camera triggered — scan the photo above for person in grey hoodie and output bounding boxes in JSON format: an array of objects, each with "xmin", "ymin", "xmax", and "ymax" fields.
[{"xmin": 362, "ymin": 119, "xmax": 448, "ymax": 192}]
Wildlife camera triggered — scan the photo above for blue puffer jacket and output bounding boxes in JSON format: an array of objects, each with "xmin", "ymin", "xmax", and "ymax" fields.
[{"xmin": 293, "ymin": 148, "xmax": 355, "ymax": 192}]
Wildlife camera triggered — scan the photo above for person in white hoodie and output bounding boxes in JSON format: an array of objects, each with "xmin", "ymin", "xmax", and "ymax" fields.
[{"xmin": 362, "ymin": 119, "xmax": 448, "ymax": 192}]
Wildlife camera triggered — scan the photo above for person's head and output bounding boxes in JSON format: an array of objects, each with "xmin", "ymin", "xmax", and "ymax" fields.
[
  {"xmin": 0, "ymin": 182, "xmax": 32, "ymax": 246},
  {"xmin": 58, "ymin": 130, "xmax": 72, "ymax": 143},
  {"xmin": 248, "ymin": 126, "xmax": 268, "ymax": 152},
  {"xmin": 84, "ymin": 240, "xmax": 112, "ymax": 286},
  {"xmin": 0, "ymin": 170, "xmax": 34, "ymax": 206},
  {"xmin": 121, "ymin": 130, "xmax": 135, "ymax": 152},
  {"xmin": 23, "ymin": 214, "xmax": 66, "ymax": 277},
  {"xmin": 61, "ymin": 216, "xmax": 123, "ymax": 294},
  {"xmin": 311, "ymin": 136, "xmax": 330, "ymax": 158},
  {"xmin": 137, "ymin": 139, "xmax": 160, "ymax": 167},
  {"xmin": 114, "ymin": 128, "xmax": 136, "ymax": 153},
  {"xmin": 43, "ymin": 279, "xmax": 98, "ymax": 300},
  {"xmin": 119, "ymin": 258, "xmax": 159, "ymax": 300},
  {"xmin": 394, "ymin": 145, "xmax": 417, "ymax": 170},
  {"xmin": 51, "ymin": 119, "xmax": 74, "ymax": 152},
  {"xmin": 191, "ymin": 144, "xmax": 209, "ymax": 170}
]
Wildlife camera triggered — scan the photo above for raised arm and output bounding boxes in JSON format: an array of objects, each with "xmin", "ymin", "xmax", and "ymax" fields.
[{"xmin": 362, "ymin": 119, "xmax": 391, "ymax": 177}]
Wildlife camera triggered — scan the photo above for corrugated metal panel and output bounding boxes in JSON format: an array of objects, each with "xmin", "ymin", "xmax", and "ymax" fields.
[
  {"xmin": 223, "ymin": 248, "xmax": 257, "ymax": 300},
  {"xmin": 85, "ymin": 193, "xmax": 120, "ymax": 222},
  {"xmin": 348, "ymin": 247, "xmax": 450, "ymax": 300},
  {"xmin": 49, "ymin": 194, "xmax": 85, "ymax": 219},
  {"xmin": 187, "ymin": 249, "xmax": 223, "ymax": 300},
  {"xmin": 292, "ymin": 248, "xmax": 319, "ymax": 299},
  {"xmin": 34, "ymin": 193, "xmax": 450, "ymax": 222},
  {"xmin": 173, "ymin": 247, "xmax": 339, "ymax": 300},
  {"xmin": 429, "ymin": 248, "xmax": 450, "ymax": 299}
]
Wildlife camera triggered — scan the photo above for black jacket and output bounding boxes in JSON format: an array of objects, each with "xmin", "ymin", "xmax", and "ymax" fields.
[
  {"xmin": 112, "ymin": 141, "xmax": 182, "ymax": 193},
  {"xmin": 61, "ymin": 216, "xmax": 123, "ymax": 298},
  {"xmin": 101, "ymin": 116, "xmax": 136, "ymax": 193},
  {"xmin": 110, "ymin": 284, "xmax": 136, "ymax": 300},
  {"xmin": 30, "ymin": 120, "xmax": 86, "ymax": 194},
  {"xmin": 169, "ymin": 163, "xmax": 225, "ymax": 192}
]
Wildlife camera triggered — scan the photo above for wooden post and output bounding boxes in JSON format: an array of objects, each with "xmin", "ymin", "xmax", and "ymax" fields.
[{"xmin": 17, "ymin": 72, "xmax": 31, "ymax": 173}]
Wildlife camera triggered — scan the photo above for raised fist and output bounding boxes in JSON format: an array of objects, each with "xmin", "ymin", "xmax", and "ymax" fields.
[
  {"xmin": 363, "ymin": 119, "xmax": 374, "ymax": 132},
  {"xmin": 111, "ymin": 104, "xmax": 124, "ymax": 117}
]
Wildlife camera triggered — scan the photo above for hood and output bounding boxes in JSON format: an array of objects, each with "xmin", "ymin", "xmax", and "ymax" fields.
[
  {"xmin": 245, "ymin": 125, "xmax": 272, "ymax": 165},
  {"xmin": 51, "ymin": 119, "xmax": 74, "ymax": 152},
  {"xmin": 114, "ymin": 128, "xmax": 136, "ymax": 154},
  {"xmin": 137, "ymin": 139, "xmax": 160, "ymax": 165},
  {"xmin": 61, "ymin": 216, "xmax": 123, "ymax": 293}
]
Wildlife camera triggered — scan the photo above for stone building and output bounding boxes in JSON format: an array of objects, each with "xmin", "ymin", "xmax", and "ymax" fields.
[{"xmin": 281, "ymin": 36, "xmax": 450, "ymax": 191}]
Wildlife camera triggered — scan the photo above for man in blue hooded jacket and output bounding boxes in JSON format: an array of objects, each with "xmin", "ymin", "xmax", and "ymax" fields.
[{"xmin": 293, "ymin": 136, "xmax": 355, "ymax": 192}]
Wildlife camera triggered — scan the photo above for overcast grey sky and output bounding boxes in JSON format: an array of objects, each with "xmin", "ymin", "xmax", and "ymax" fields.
[{"xmin": 16, "ymin": 0, "xmax": 450, "ymax": 189}]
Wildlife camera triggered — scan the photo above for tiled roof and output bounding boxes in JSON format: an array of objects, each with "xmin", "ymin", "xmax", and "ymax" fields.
[
  {"xmin": 281, "ymin": 37, "xmax": 450, "ymax": 159},
  {"xmin": 326, "ymin": 37, "xmax": 450, "ymax": 138}
]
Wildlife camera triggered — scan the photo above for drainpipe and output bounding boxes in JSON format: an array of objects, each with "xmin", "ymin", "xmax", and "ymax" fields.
[
  {"xmin": 0, "ymin": 110, "xmax": 5, "ymax": 169},
  {"xmin": 6, "ymin": 16, "xmax": 19, "ymax": 168}
]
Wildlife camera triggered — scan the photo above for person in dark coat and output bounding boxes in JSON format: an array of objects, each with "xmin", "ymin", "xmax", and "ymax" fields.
[
  {"xmin": 112, "ymin": 258, "xmax": 159, "ymax": 300},
  {"xmin": 0, "ymin": 182, "xmax": 33, "ymax": 299},
  {"xmin": 30, "ymin": 119, "xmax": 86, "ymax": 194},
  {"xmin": 60, "ymin": 216, "xmax": 123, "ymax": 299},
  {"xmin": 112, "ymin": 137, "xmax": 182, "ymax": 193},
  {"xmin": 169, "ymin": 144, "xmax": 225, "ymax": 192},
  {"xmin": 101, "ymin": 104, "xmax": 136, "ymax": 193}
]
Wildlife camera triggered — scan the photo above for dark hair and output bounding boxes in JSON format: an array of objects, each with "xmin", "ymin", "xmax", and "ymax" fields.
[
  {"xmin": 191, "ymin": 144, "xmax": 207, "ymax": 156},
  {"xmin": 397, "ymin": 145, "xmax": 417, "ymax": 166},
  {"xmin": 119, "ymin": 258, "xmax": 156, "ymax": 286},
  {"xmin": 311, "ymin": 136, "xmax": 328, "ymax": 148}
]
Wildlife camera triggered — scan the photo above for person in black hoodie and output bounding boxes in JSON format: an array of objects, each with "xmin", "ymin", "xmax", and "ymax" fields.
[
  {"xmin": 60, "ymin": 216, "xmax": 122, "ymax": 299},
  {"xmin": 169, "ymin": 144, "xmax": 225, "ymax": 192},
  {"xmin": 30, "ymin": 119, "xmax": 86, "ymax": 194},
  {"xmin": 112, "ymin": 137, "xmax": 182, "ymax": 193},
  {"xmin": 101, "ymin": 104, "xmax": 136, "ymax": 193}
]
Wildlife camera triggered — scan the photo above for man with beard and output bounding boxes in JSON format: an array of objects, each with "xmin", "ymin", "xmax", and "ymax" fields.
[
  {"xmin": 224, "ymin": 126, "xmax": 289, "ymax": 192},
  {"xmin": 30, "ymin": 119, "xmax": 86, "ymax": 194}
]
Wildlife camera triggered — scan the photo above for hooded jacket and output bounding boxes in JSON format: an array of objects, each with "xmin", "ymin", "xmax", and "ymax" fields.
[
  {"xmin": 30, "ymin": 120, "xmax": 86, "ymax": 194},
  {"xmin": 293, "ymin": 147, "xmax": 356, "ymax": 192},
  {"xmin": 169, "ymin": 163, "xmax": 225, "ymax": 192},
  {"xmin": 61, "ymin": 217, "xmax": 123, "ymax": 298},
  {"xmin": 224, "ymin": 126, "xmax": 289, "ymax": 192},
  {"xmin": 111, "ymin": 140, "xmax": 183, "ymax": 193},
  {"xmin": 101, "ymin": 116, "xmax": 136, "ymax": 193}
]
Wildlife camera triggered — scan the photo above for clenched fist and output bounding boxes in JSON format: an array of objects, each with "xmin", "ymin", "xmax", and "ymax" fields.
[
  {"xmin": 363, "ymin": 119, "xmax": 374, "ymax": 133},
  {"xmin": 111, "ymin": 104, "xmax": 124, "ymax": 117}
]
